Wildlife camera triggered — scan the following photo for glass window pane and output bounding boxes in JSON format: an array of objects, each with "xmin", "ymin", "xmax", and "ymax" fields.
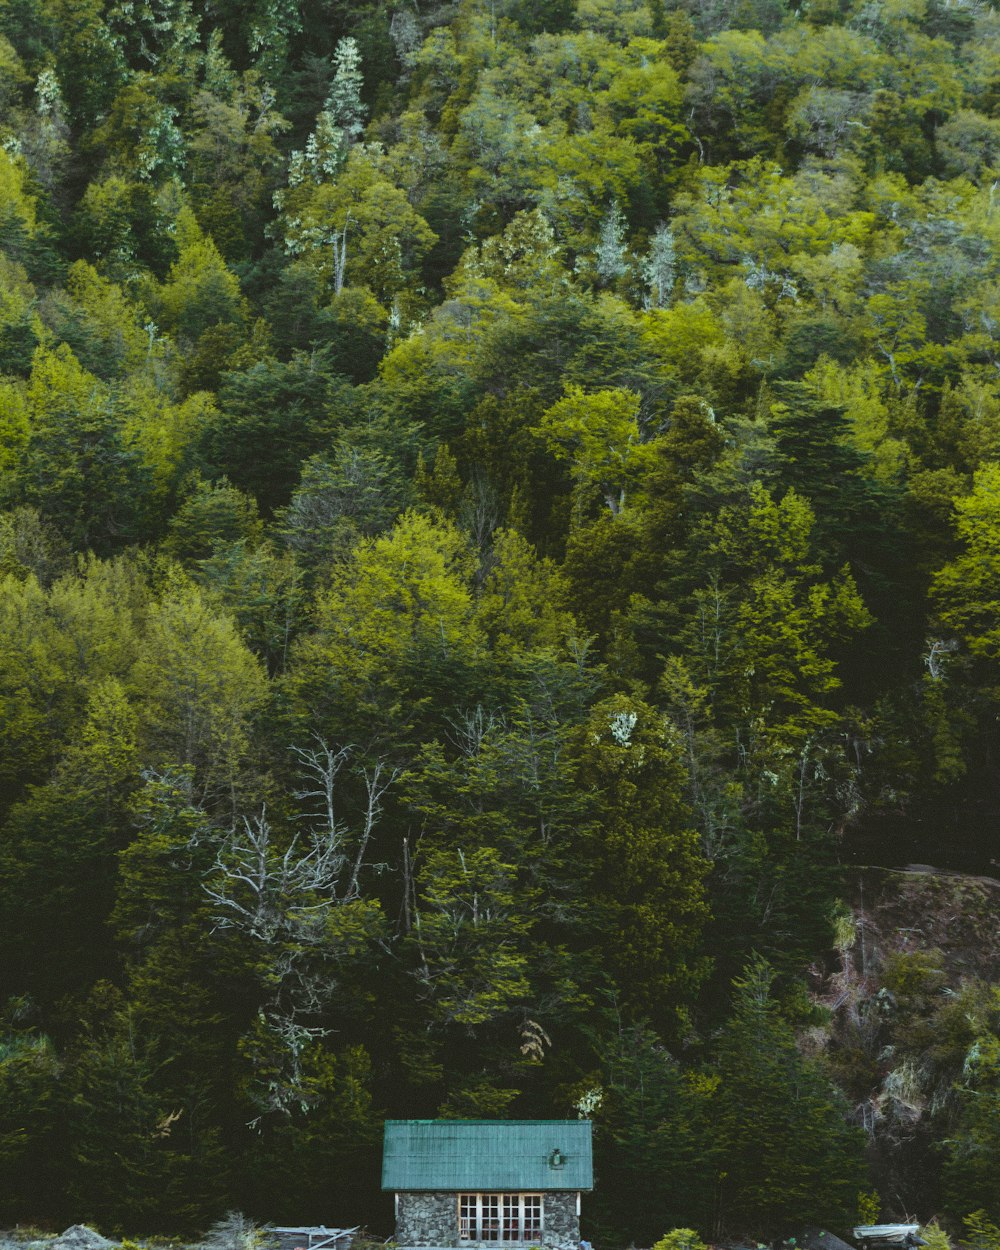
[
  {"xmin": 482, "ymin": 1195, "xmax": 500, "ymax": 1240},
  {"xmin": 456, "ymin": 1193, "xmax": 544, "ymax": 1243},
  {"xmin": 502, "ymin": 1196, "xmax": 518, "ymax": 1241},
  {"xmin": 524, "ymin": 1196, "xmax": 542, "ymax": 1240},
  {"xmin": 460, "ymin": 1196, "xmax": 477, "ymax": 1241}
]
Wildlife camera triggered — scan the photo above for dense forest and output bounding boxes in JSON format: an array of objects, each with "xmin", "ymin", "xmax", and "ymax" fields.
[{"xmin": 4, "ymin": 0, "xmax": 1000, "ymax": 1242}]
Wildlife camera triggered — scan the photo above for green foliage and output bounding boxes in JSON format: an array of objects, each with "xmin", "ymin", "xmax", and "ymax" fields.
[
  {"xmin": 539, "ymin": 385, "xmax": 648, "ymax": 515},
  {"xmin": 0, "ymin": 676, "xmax": 139, "ymax": 999},
  {"xmin": 279, "ymin": 439, "xmax": 410, "ymax": 574},
  {"xmin": 63, "ymin": 984, "xmax": 228, "ymax": 1232},
  {"xmin": 0, "ymin": 560, "xmax": 139, "ymax": 810},
  {"xmin": 857, "ymin": 1190, "xmax": 882, "ymax": 1225},
  {"xmin": 592, "ymin": 1025, "xmax": 719, "ymax": 1243},
  {"xmin": 186, "ymin": 71, "xmax": 289, "ymax": 260},
  {"xmin": 131, "ymin": 582, "xmax": 268, "ymax": 805},
  {"xmin": 279, "ymin": 146, "xmax": 437, "ymax": 304},
  {"xmin": 164, "ymin": 476, "xmax": 263, "ymax": 565},
  {"xmin": 576, "ymin": 694, "xmax": 711, "ymax": 1025},
  {"xmin": 0, "ymin": 146, "xmax": 38, "ymax": 254},
  {"xmin": 197, "ymin": 349, "xmax": 355, "ymax": 512},
  {"xmin": 410, "ymin": 844, "xmax": 533, "ymax": 1027},
  {"xmin": 966, "ymin": 1213, "xmax": 1000, "ymax": 1250},
  {"xmin": 153, "ymin": 208, "xmax": 248, "ymax": 343},
  {"xmin": 476, "ymin": 528, "xmax": 576, "ymax": 656},
  {"xmin": 0, "ymin": 1028, "xmax": 60, "ymax": 1223},
  {"xmin": 714, "ymin": 957, "xmax": 866, "ymax": 1236},
  {"xmin": 918, "ymin": 1221, "xmax": 952, "ymax": 1250},
  {"xmin": 68, "ymin": 176, "xmax": 176, "ymax": 281},
  {"xmin": 942, "ymin": 1002, "xmax": 1000, "ymax": 1222},
  {"xmin": 4, "ymin": 345, "xmax": 153, "ymax": 551},
  {"xmin": 932, "ymin": 464, "xmax": 1000, "ymax": 672},
  {"xmin": 651, "ymin": 1231, "xmax": 708, "ymax": 1250},
  {"xmin": 286, "ymin": 509, "xmax": 481, "ymax": 744}
]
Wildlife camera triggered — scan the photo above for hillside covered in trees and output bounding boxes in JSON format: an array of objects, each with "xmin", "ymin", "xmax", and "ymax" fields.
[{"xmin": 3, "ymin": 0, "xmax": 1000, "ymax": 1242}]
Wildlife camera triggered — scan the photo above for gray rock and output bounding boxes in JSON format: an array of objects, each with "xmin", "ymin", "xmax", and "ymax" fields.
[{"xmin": 51, "ymin": 1227, "xmax": 116, "ymax": 1250}]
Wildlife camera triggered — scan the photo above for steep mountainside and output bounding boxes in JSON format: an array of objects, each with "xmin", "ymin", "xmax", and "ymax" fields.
[{"xmin": 1, "ymin": 0, "xmax": 1000, "ymax": 1243}]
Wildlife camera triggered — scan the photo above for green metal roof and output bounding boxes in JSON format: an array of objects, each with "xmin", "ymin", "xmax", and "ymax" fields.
[{"xmin": 381, "ymin": 1120, "xmax": 593, "ymax": 1192}]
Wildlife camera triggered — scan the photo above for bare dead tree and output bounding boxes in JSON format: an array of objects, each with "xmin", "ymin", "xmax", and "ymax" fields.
[
  {"xmin": 291, "ymin": 736, "xmax": 352, "ymax": 849},
  {"xmin": 924, "ymin": 637, "xmax": 959, "ymax": 680},
  {"xmin": 347, "ymin": 757, "xmax": 396, "ymax": 901},
  {"xmin": 204, "ymin": 808, "xmax": 347, "ymax": 943},
  {"xmin": 446, "ymin": 705, "xmax": 503, "ymax": 757},
  {"xmin": 202, "ymin": 740, "xmax": 396, "ymax": 1114},
  {"xmin": 331, "ymin": 212, "xmax": 350, "ymax": 294}
]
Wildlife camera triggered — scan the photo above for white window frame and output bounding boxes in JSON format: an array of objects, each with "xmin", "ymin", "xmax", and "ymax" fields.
[{"xmin": 457, "ymin": 1194, "xmax": 544, "ymax": 1243}]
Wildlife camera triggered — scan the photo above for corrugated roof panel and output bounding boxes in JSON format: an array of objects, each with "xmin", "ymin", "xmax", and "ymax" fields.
[{"xmin": 381, "ymin": 1120, "xmax": 593, "ymax": 1192}]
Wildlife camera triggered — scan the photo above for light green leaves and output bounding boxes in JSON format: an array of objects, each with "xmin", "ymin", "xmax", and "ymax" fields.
[{"xmin": 539, "ymin": 384, "xmax": 647, "ymax": 514}]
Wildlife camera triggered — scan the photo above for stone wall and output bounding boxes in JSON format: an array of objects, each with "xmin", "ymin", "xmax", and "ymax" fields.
[
  {"xmin": 394, "ymin": 1191, "xmax": 580, "ymax": 1250},
  {"xmin": 396, "ymin": 1193, "xmax": 458, "ymax": 1247},
  {"xmin": 537, "ymin": 1190, "xmax": 579, "ymax": 1249}
]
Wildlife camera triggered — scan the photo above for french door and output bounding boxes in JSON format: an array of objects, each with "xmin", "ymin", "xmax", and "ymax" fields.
[{"xmin": 458, "ymin": 1194, "xmax": 543, "ymax": 1242}]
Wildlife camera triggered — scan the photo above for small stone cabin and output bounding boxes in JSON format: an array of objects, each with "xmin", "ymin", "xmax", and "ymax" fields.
[{"xmin": 382, "ymin": 1119, "xmax": 593, "ymax": 1250}]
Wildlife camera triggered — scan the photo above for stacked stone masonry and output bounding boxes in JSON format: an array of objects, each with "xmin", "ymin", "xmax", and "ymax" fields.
[{"xmin": 395, "ymin": 1191, "xmax": 580, "ymax": 1250}]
